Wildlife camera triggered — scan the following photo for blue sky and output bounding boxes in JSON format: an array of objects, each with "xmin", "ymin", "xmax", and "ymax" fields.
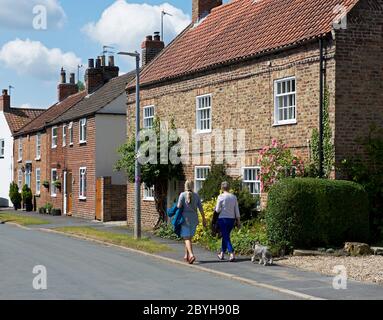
[{"xmin": 0, "ymin": 0, "xmax": 196, "ymax": 109}]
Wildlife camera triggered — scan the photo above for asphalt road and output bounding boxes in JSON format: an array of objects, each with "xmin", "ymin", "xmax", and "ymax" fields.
[{"xmin": 0, "ymin": 224, "xmax": 295, "ymax": 300}]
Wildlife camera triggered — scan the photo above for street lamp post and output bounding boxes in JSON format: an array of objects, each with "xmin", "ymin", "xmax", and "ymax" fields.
[{"xmin": 117, "ymin": 51, "xmax": 141, "ymax": 239}]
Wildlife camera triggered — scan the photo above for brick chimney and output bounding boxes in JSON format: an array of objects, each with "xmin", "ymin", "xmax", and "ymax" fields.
[
  {"xmin": 0, "ymin": 89, "xmax": 10, "ymax": 112},
  {"xmin": 57, "ymin": 68, "xmax": 79, "ymax": 102},
  {"xmin": 192, "ymin": 0, "xmax": 222, "ymax": 23},
  {"xmin": 85, "ymin": 55, "xmax": 119, "ymax": 94},
  {"xmin": 141, "ymin": 32, "xmax": 165, "ymax": 67}
]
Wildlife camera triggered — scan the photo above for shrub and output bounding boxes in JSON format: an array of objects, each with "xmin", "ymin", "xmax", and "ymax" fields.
[
  {"xmin": 259, "ymin": 139, "xmax": 305, "ymax": 192},
  {"xmin": 154, "ymin": 222, "xmax": 181, "ymax": 241},
  {"xmin": 266, "ymin": 178, "xmax": 369, "ymax": 251},
  {"xmin": 38, "ymin": 207, "xmax": 46, "ymax": 214},
  {"xmin": 198, "ymin": 163, "xmax": 259, "ymax": 220},
  {"xmin": 198, "ymin": 164, "xmax": 232, "ymax": 200},
  {"xmin": 44, "ymin": 203, "xmax": 53, "ymax": 215},
  {"xmin": 9, "ymin": 182, "xmax": 21, "ymax": 210},
  {"xmin": 51, "ymin": 208, "xmax": 62, "ymax": 216},
  {"xmin": 21, "ymin": 184, "xmax": 33, "ymax": 211}
]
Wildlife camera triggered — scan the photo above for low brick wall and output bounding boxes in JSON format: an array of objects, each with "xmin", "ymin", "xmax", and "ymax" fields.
[{"xmin": 100, "ymin": 177, "xmax": 127, "ymax": 222}]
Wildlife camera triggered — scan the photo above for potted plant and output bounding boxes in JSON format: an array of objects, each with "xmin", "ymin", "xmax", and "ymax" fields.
[
  {"xmin": 42, "ymin": 180, "xmax": 50, "ymax": 189},
  {"xmin": 51, "ymin": 208, "xmax": 62, "ymax": 216},
  {"xmin": 9, "ymin": 182, "xmax": 21, "ymax": 210},
  {"xmin": 53, "ymin": 180, "xmax": 62, "ymax": 190},
  {"xmin": 45, "ymin": 203, "xmax": 53, "ymax": 215},
  {"xmin": 21, "ymin": 184, "xmax": 33, "ymax": 212}
]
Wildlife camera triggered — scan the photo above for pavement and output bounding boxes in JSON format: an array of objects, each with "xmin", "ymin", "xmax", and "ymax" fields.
[{"xmin": 1, "ymin": 209, "xmax": 383, "ymax": 300}]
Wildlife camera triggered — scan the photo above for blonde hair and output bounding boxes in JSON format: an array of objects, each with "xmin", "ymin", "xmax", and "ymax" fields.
[{"xmin": 184, "ymin": 180, "xmax": 194, "ymax": 204}]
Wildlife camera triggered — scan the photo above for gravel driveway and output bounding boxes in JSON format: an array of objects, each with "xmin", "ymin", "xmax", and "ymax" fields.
[{"xmin": 278, "ymin": 256, "xmax": 383, "ymax": 285}]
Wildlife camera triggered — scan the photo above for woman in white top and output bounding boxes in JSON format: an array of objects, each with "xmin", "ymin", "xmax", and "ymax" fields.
[{"xmin": 215, "ymin": 181, "xmax": 241, "ymax": 262}]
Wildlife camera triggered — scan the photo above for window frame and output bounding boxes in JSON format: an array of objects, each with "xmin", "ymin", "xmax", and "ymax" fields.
[
  {"xmin": 35, "ymin": 132, "xmax": 41, "ymax": 160},
  {"xmin": 79, "ymin": 167, "xmax": 87, "ymax": 199},
  {"xmin": 68, "ymin": 122, "xmax": 73, "ymax": 146},
  {"xmin": 143, "ymin": 105, "xmax": 155, "ymax": 129},
  {"xmin": 36, "ymin": 168, "xmax": 41, "ymax": 195},
  {"xmin": 194, "ymin": 166, "xmax": 211, "ymax": 194},
  {"xmin": 143, "ymin": 184, "xmax": 155, "ymax": 201},
  {"xmin": 51, "ymin": 168, "xmax": 57, "ymax": 197},
  {"xmin": 196, "ymin": 94, "xmax": 212, "ymax": 134},
  {"xmin": 17, "ymin": 169, "xmax": 23, "ymax": 189},
  {"xmin": 18, "ymin": 138, "xmax": 23, "ymax": 162},
  {"xmin": 242, "ymin": 167, "xmax": 262, "ymax": 197},
  {"xmin": 62, "ymin": 124, "xmax": 67, "ymax": 147},
  {"xmin": 0, "ymin": 139, "xmax": 4, "ymax": 158},
  {"xmin": 79, "ymin": 118, "xmax": 87, "ymax": 144},
  {"xmin": 51, "ymin": 126, "xmax": 58, "ymax": 148},
  {"xmin": 274, "ymin": 76, "xmax": 297, "ymax": 126}
]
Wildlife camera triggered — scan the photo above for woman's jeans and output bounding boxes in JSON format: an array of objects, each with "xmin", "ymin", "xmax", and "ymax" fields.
[{"xmin": 218, "ymin": 218, "xmax": 235, "ymax": 254}]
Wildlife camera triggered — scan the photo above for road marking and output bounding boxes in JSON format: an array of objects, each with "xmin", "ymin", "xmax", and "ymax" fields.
[{"xmin": 38, "ymin": 227, "xmax": 324, "ymax": 300}]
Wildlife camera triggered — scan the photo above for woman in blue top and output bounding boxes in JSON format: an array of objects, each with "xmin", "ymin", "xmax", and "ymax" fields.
[{"xmin": 177, "ymin": 180, "xmax": 206, "ymax": 264}]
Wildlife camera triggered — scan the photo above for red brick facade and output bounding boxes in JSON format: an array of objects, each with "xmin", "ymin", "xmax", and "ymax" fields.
[{"xmin": 126, "ymin": 0, "xmax": 383, "ymax": 228}]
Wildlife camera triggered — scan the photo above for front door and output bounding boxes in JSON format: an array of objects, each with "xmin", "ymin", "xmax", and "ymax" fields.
[
  {"xmin": 66, "ymin": 172, "xmax": 73, "ymax": 216},
  {"xmin": 95, "ymin": 178, "xmax": 102, "ymax": 221}
]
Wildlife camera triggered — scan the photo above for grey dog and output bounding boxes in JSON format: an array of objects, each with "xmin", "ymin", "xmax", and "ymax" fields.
[{"xmin": 251, "ymin": 242, "xmax": 273, "ymax": 266}]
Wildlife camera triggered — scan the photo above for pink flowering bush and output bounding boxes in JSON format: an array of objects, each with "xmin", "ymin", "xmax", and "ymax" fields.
[{"xmin": 258, "ymin": 139, "xmax": 305, "ymax": 192}]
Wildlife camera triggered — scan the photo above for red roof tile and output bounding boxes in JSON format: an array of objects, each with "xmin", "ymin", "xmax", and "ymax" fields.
[
  {"xmin": 15, "ymin": 91, "xmax": 86, "ymax": 136},
  {"xmin": 137, "ymin": 0, "xmax": 358, "ymax": 86},
  {"xmin": 4, "ymin": 108, "xmax": 45, "ymax": 134}
]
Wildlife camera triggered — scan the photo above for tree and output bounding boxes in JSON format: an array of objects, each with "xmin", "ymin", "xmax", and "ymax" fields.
[
  {"xmin": 115, "ymin": 117, "xmax": 184, "ymax": 227},
  {"xmin": 77, "ymin": 81, "xmax": 85, "ymax": 92},
  {"xmin": 9, "ymin": 182, "xmax": 21, "ymax": 210}
]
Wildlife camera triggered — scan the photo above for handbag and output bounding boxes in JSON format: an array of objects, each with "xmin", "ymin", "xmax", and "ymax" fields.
[{"xmin": 210, "ymin": 210, "xmax": 222, "ymax": 238}]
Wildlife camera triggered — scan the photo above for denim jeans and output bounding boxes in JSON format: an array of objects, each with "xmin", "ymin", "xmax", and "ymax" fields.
[{"xmin": 217, "ymin": 218, "xmax": 235, "ymax": 254}]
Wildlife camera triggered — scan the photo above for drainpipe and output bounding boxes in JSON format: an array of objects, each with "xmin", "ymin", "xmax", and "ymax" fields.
[{"xmin": 319, "ymin": 38, "xmax": 325, "ymax": 178}]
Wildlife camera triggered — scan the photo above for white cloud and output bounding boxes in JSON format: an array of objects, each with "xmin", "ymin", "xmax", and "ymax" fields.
[
  {"xmin": 0, "ymin": 39, "xmax": 82, "ymax": 81},
  {"xmin": 82, "ymin": 0, "xmax": 190, "ymax": 53},
  {"xmin": 0, "ymin": 0, "xmax": 66, "ymax": 29}
]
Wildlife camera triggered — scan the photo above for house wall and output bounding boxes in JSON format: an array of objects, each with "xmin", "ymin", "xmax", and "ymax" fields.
[
  {"xmin": 0, "ymin": 112, "xmax": 13, "ymax": 207},
  {"xmin": 13, "ymin": 132, "xmax": 48, "ymax": 210},
  {"xmin": 334, "ymin": 0, "xmax": 383, "ymax": 174},
  {"xmin": 95, "ymin": 113, "xmax": 127, "ymax": 185},
  {"xmin": 126, "ymin": 40, "xmax": 337, "ymax": 228}
]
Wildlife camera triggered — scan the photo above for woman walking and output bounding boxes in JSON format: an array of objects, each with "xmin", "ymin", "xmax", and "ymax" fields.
[
  {"xmin": 216, "ymin": 181, "xmax": 241, "ymax": 262},
  {"xmin": 177, "ymin": 180, "xmax": 206, "ymax": 264}
]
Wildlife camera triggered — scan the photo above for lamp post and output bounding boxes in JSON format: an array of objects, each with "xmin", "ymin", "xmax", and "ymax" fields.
[{"xmin": 117, "ymin": 51, "xmax": 141, "ymax": 239}]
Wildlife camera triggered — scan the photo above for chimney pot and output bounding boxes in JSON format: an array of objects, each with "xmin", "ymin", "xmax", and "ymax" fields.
[
  {"xmin": 153, "ymin": 32, "xmax": 161, "ymax": 41},
  {"xmin": 2, "ymin": 89, "xmax": 8, "ymax": 96},
  {"xmin": 60, "ymin": 67, "xmax": 66, "ymax": 83},
  {"xmin": 146, "ymin": 35, "xmax": 153, "ymax": 41},
  {"xmin": 88, "ymin": 58, "xmax": 94, "ymax": 68},
  {"xmin": 95, "ymin": 57, "xmax": 102, "ymax": 68},
  {"xmin": 101, "ymin": 55, "xmax": 106, "ymax": 67},
  {"xmin": 70, "ymin": 73, "xmax": 75, "ymax": 84},
  {"xmin": 108, "ymin": 55, "xmax": 115, "ymax": 67}
]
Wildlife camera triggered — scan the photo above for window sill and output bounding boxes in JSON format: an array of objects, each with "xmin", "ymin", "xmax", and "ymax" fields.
[
  {"xmin": 69, "ymin": 143, "xmax": 73, "ymax": 147},
  {"xmin": 52, "ymin": 146, "xmax": 57, "ymax": 149},
  {"xmin": 79, "ymin": 197, "xmax": 87, "ymax": 201},
  {"xmin": 144, "ymin": 197, "xmax": 155, "ymax": 202},
  {"xmin": 35, "ymin": 193, "xmax": 41, "ymax": 197},
  {"xmin": 35, "ymin": 157, "xmax": 41, "ymax": 161},
  {"xmin": 196, "ymin": 130, "xmax": 212, "ymax": 135},
  {"xmin": 272, "ymin": 120, "xmax": 297, "ymax": 127},
  {"xmin": 79, "ymin": 141, "xmax": 87, "ymax": 145},
  {"xmin": 51, "ymin": 194, "xmax": 57, "ymax": 198},
  {"xmin": 18, "ymin": 159, "xmax": 22, "ymax": 163}
]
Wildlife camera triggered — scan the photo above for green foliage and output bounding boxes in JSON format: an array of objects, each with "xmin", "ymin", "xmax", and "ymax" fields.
[
  {"xmin": 115, "ymin": 117, "xmax": 184, "ymax": 224},
  {"xmin": 198, "ymin": 163, "xmax": 232, "ymax": 200},
  {"xmin": 340, "ymin": 124, "xmax": 383, "ymax": 242},
  {"xmin": 153, "ymin": 222, "xmax": 181, "ymax": 241},
  {"xmin": 9, "ymin": 182, "xmax": 21, "ymax": 209},
  {"xmin": 309, "ymin": 87, "xmax": 335, "ymax": 178},
  {"xmin": 42, "ymin": 180, "xmax": 50, "ymax": 188},
  {"xmin": 77, "ymin": 81, "xmax": 85, "ymax": 91},
  {"xmin": 44, "ymin": 203, "xmax": 53, "ymax": 215},
  {"xmin": 266, "ymin": 178, "xmax": 370, "ymax": 251},
  {"xmin": 259, "ymin": 139, "xmax": 305, "ymax": 192},
  {"xmin": 198, "ymin": 163, "xmax": 259, "ymax": 221}
]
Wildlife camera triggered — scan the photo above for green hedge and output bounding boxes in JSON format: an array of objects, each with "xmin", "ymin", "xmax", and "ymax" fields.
[{"xmin": 266, "ymin": 178, "xmax": 369, "ymax": 250}]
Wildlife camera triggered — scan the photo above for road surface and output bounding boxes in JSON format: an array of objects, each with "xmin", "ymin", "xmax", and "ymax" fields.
[{"xmin": 0, "ymin": 224, "xmax": 295, "ymax": 300}]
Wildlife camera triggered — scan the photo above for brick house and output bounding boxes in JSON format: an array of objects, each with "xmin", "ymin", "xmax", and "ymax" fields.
[
  {"xmin": 14, "ymin": 56, "xmax": 135, "ymax": 221},
  {"xmin": 126, "ymin": 0, "xmax": 383, "ymax": 228},
  {"xmin": 0, "ymin": 89, "xmax": 44, "ymax": 207}
]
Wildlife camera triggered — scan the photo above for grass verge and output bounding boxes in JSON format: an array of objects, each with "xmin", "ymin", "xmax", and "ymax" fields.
[
  {"xmin": 54, "ymin": 227, "xmax": 171, "ymax": 254},
  {"xmin": 0, "ymin": 212, "xmax": 49, "ymax": 226}
]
